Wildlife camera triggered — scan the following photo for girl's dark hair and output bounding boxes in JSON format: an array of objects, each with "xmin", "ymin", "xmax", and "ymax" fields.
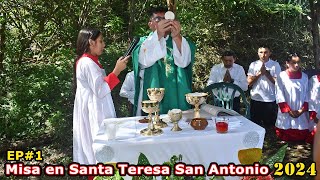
[
  {"xmin": 73, "ymin": 28, "xmax": 101, "ymax": 94},
  {"xmin": 286, "ymin": 53, "xmax": 300, "ymax": 62}
]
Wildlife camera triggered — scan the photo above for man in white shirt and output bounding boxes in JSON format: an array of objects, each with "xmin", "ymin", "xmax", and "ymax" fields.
[
  {"xmin": 119, "ymin": 71, "xmax": 144, "ymax": 116},
  {"xmin": 132, "ymin": 6, "xmax": 196, "ymax": 115},
  {"xmin": 207, "ymin": 50, "xmax": 248, "ymax": 113},
  {"xmin": 247, "ymin": 46, "xmax": 281, "ymax": 127},
  {"xmin": 119, "ymin": 71, "xmax": 135, "ymax": 115},
  {"xmin": 120, "ymin": 71, "xmax": 134, "ymax": 104}
]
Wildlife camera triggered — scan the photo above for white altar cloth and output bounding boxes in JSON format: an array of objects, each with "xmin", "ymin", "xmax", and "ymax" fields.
[{"xmin": 92, "ymin": 109, "xmax": 265, "ymax": 178}]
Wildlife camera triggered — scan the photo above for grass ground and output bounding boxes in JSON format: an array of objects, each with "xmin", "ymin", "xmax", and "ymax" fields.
[{"xmin": 262, "ymin": 128, "xmax": 313, "ymax": 180}]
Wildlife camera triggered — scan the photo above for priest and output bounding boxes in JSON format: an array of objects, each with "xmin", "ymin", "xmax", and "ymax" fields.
[{"xmin": 132, "ymin": 6, "xmax": 196, "ymax": 115}]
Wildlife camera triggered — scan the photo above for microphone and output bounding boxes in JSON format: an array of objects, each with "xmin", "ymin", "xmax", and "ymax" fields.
[{"xmin": 123, "ymin": 37, "xmax": 140, "ymax": 57}]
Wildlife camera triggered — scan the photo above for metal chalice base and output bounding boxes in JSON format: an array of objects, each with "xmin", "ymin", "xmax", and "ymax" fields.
[{"xmin": 140, "ymin": 127, "xmax": 163, "ymax": 136}]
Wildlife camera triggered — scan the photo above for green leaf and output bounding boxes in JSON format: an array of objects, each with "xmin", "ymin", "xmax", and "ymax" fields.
[
  {"xmin": 274, "ymin": 175, "xmax": 291, "ymax": 180},
  {"xmin": 135, "ymin": 153, "xmax": 153, "ymax": 180},
  {"xmin": 263, "ymin": 144, "xmax": 288, "ymax": 170},
  {"xmin": 194, "ymin": 176, "xmax": 206, "ymax": 180},
  {"xmin": 137, "ymin": 153, "xmax": 151, "ymax": 165},
  {"xmin": 170, "ymin": 155, "xmax": 179, "ymax": 164},
  {"xmin": 209, "ymin": 176, "xmax": 225, "ymax": 180}
]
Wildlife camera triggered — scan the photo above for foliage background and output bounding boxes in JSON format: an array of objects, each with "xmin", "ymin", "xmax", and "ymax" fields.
[{"xmin": 0, "ymin": 0, "xmax": 318, "ymax": 166}]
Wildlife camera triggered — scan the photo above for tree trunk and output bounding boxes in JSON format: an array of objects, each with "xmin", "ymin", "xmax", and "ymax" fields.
[
  {"xmin": 0, "ymin": 12, "xmax": 6, "ymax": 72},
  {"xmin": 309, "ymin": 0, "xmax": 320, "ymax": 69},
  {"xmin": 167, "ymin": 0, "xmax": 177, "ymax": 14},
  {"xmin": 128, "ymin": 0, "xmax": 135, "ymax": 41}
]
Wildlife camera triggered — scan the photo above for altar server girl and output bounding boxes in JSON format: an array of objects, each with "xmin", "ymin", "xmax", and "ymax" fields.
[
  {"xmin": 73, "ymin": 28, "xmax": 129, "ymax": 164},
  {"xmin": 275, "ymin": 53, "xmax": 312, "ymax": 142}
]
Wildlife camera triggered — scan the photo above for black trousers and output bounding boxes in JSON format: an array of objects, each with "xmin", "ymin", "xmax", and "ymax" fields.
[
  {"xmin": 218, "ymin": 97, "xmax": 240, "ymax": 113},
  {"xmin": 250, "ymin": 99, "xmax": 278, "ymax": 127},
  {"xmin": 233, "ymin": 97, "xmax": 240, "ymax": 114},
  {"xmin": 128, "ymin": 103, "xmax": 134, "ymax": 116}
]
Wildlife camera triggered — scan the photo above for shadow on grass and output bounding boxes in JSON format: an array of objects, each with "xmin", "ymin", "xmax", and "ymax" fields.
[{"xmin": 262, "ymin": 127, "xmax": 314, "ymax": 180}]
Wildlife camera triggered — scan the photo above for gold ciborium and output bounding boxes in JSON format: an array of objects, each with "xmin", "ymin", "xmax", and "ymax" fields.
[
  {"xmin": 147, "ymin": 88, "xmax": 168, "ymax": 128},
  {"xmin": 168, "ymin": 109, "xmax": 182, "ymax": 131},
  {"xmin": 185, "ymin": 92, "xmax": 208, "ymax": 118},
  {"xmin": 140, "ymin": 100, "xmax": 163, "ymax": 136}
]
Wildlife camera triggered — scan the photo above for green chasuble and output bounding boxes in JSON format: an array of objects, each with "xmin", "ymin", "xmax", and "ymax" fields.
[{"xmin": 132, "ymin": 33, "xmax": 196, "ymax": 115}]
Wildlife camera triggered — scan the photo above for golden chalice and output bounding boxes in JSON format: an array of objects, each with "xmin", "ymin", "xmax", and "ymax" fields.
[
  {"xmin": 168, "ymin": 109, "xmax": 182, "ymax": 131},
  {"xmin": 140, "ymin": 100, "xmax": 163, "ymax": 136},
  {"xmin": 185, "ymin": 92, "xmax": 208, "ymax": 118},
  {"xmin": 147, "ymin": 88, "xmax": 168, "ymax": 128}
]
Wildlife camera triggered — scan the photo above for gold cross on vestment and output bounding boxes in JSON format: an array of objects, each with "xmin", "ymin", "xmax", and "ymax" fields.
[
  {"xmin": 163, "ymin": 57, "xmax": 172, "ymax": 77},
  {"xmin": 164, "ymin": 47, "xmax": 174, "ymax": 77}
]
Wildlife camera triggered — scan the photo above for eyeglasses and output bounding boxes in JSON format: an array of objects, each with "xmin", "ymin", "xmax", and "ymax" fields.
[{"xmin": 152, "ymin": 16, "xmax": 165, "ymax": 22}]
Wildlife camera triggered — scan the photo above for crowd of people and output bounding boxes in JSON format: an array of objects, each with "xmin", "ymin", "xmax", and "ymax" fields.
[
  {"xmin": 208, "ymin": 47, "xmax": 318, "ymax": 144},
  {"xmin": 72, "ymin": 6, "xmax": 319, "ymax": 171}
]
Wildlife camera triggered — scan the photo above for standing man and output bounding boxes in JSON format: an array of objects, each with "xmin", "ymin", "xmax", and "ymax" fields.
[
  {"xmin": 119, "ymin": 71, "xmax": 136, "ymax": 116},
  {"xmin": 120, "ymin": 71, "xmax": 135, "ymax": 105},
  {"xmin": 132, "ymin": 6, "xmax": 196, "ymax": 115},
  {"xmin": 207, "ymin": 50, "xmax": 248, "ymax": 113},
  {"xmin": 247, "ymin": 46, "xmax": 281, "ymax": 127}
]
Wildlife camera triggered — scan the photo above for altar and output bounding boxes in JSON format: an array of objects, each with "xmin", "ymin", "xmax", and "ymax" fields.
[{"xmin": 92, "ymin": 105, "xmax": 266, "ymax": 174}]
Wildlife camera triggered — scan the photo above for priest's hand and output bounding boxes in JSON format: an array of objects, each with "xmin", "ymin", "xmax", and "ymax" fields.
[
  {"xmin": 156, "ymin": 20, "xmax": 171, "ymax": 39},
  {"xmin": 170, "ymin": 20, "xmax": 182, "ymax": 53},
  {"xmin": 170, "ymin": 20, "xmax": 181, "ymax": 39}
]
